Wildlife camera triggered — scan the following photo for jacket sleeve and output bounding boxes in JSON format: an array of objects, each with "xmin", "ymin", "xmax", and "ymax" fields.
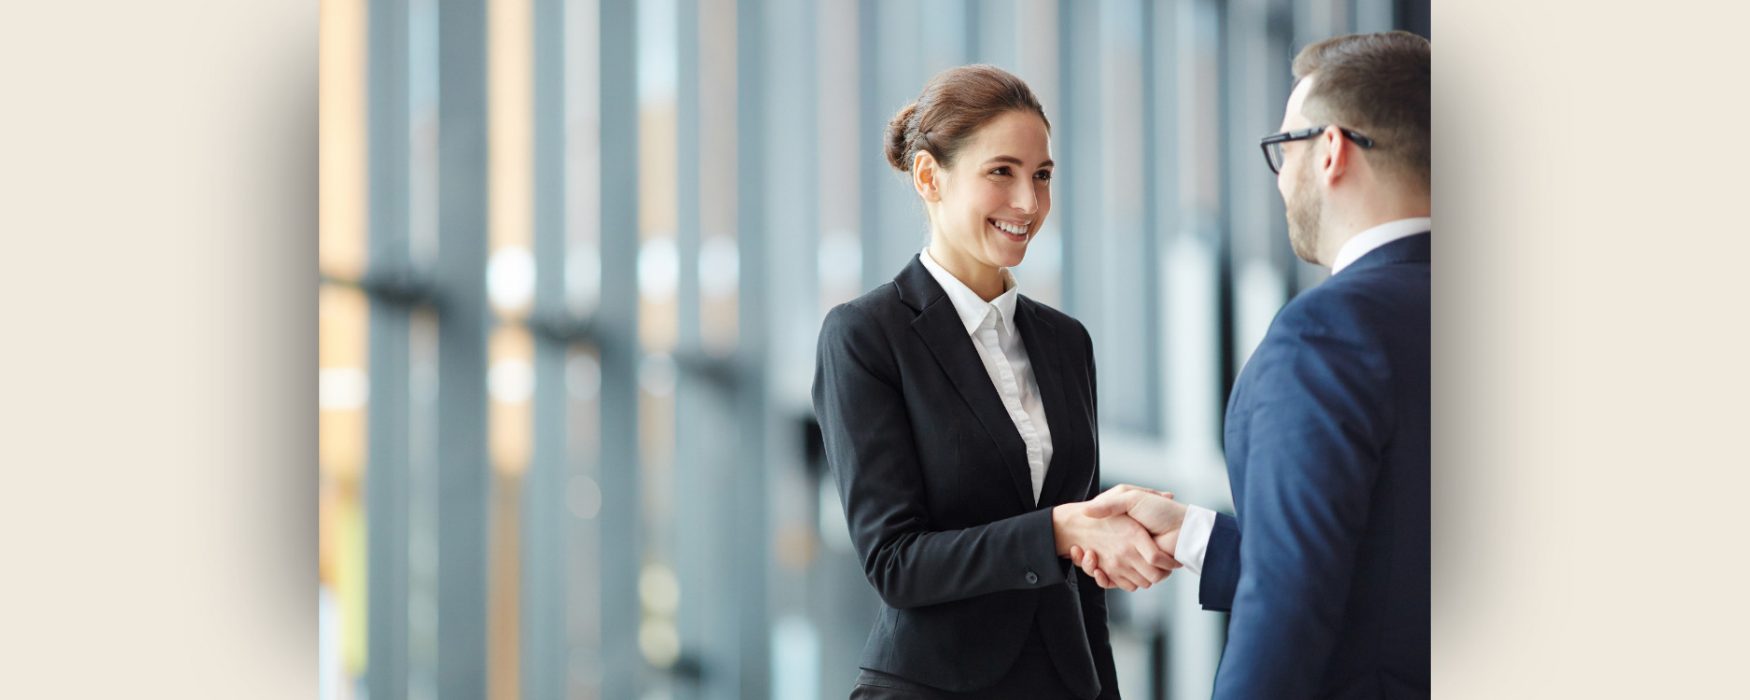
[
  {"xmin": 1197, "ymin": 512, "xmax": 1241, "ymax": 611},
  {"xmin": 812, "ymin": 303, "xmax": 1068, "ymax": 610},
  {"xmin": 1070, "ymin": 325, "xmax": 1121, "ymax": 699},
  {"xmin": 1211, "ymin": 303, "xmax": 1391, "ymax": 700}
]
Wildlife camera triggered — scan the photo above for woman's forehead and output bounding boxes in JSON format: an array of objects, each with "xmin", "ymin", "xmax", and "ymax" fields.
[{"xmin": 962, "ymin": 112, "xmax": 1052, "ymax": 164}]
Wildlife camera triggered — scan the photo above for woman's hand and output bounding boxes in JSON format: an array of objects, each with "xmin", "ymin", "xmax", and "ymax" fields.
[
  {"xmin": 1068, "ymin": 484, "xmax": 1188, "ymax": 590},
  {"xmin": 1051, "ymin": 501, "xmax": 1180, "ymax": 592}
]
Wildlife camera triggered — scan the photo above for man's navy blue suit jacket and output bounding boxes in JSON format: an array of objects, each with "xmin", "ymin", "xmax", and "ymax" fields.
[{"xmin": 1198, "ymin": 232, "xmax": 1430, "ymax": 699}]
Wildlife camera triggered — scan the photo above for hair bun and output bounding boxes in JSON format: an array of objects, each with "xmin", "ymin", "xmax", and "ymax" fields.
[{"xmin": 884, "ymin": 102, "xmax": 918, "ymax": 172}]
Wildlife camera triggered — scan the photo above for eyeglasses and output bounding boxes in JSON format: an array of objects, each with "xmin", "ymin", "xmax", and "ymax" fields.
[{"xmin": 1259, "ymin": 125, "xmax": 1375, "ymax": 174}]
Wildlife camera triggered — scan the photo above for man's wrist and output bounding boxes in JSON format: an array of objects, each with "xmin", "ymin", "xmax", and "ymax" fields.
[{"xmin": 1174, "ymin": 505, "xmax": 1217, "ymax": 575}]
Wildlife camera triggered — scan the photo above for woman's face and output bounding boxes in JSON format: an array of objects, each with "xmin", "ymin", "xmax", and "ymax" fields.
[{"xmin": 925, "ymin": 110, "xmax": 1053, "ymax": 272}]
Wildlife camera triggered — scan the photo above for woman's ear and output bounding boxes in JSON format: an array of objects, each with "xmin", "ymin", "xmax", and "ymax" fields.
[{"xmin": 913, "ymin": 151, "xmax": 942, "ymax": 202}]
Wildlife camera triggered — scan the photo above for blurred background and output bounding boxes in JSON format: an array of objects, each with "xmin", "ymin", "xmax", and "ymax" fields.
[{"xmin": 318, "ymin": 0, "xmax": 1429, "ymax": 698}]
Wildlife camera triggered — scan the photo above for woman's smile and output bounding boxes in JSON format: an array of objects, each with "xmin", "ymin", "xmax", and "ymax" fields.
[{"xmin": 989, "ymin": 217, "xmax": 1032, "ymax": 243}]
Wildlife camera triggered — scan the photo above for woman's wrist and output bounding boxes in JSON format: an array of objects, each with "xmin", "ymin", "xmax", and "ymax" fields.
[{"xmin": 1051, "ymin": 503, "xmax": 1081, "ymax": 556}]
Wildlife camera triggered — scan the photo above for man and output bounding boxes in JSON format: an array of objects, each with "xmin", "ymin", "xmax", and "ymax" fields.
[{"xmin": 1070, "ymin": 31, "xmax": 1430, "ymax": 698}]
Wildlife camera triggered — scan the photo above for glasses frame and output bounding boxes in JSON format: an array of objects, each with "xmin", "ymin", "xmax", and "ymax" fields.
[{"xmin": 1259, "ymin": 125, "xmax": 1376, "ymax": 174}]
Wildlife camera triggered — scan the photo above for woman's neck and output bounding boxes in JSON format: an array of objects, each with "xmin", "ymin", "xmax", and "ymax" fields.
[{"xmin": 927, "ymin": 240, "xmax": 1005, "ymax": 301}]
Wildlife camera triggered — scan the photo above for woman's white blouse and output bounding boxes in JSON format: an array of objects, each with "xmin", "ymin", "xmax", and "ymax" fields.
[{"xmin": 919, "ymin": 248, "xmax": 1054, "ymax": 504}]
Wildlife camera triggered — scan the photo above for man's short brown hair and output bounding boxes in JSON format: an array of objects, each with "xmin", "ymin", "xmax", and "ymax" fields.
[{"xmin": 1293, "ymin": 31, "xmax": 1429, "ymax": 191}]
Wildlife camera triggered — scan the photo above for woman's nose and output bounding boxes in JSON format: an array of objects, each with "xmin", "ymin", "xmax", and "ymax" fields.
[{"xmin": 1011, "ymin": 184, "xmax": 1037, "ymax": 215}]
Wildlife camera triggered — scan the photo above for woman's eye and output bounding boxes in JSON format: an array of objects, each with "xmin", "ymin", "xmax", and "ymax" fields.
[
  {"xmin": 1034, "ymin": 170, "xmax": 1053, "ymax": 182},
  {"xmin": 989, "ymin": 167, "xmax": 1011, "ymax": 177}
]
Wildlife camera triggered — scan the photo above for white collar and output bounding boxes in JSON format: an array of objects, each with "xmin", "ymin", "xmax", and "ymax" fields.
[
  {"xmin": 919, "ymin": 247, "xmax": 1019, "ymax": 335},
  {"xmin": 1330, "ymin": 217, "xmax": 1431, "ymax": 275}
]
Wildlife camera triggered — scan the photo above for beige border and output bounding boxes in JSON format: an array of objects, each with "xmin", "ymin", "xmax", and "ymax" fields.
[
  {"xmin": 5, "ymin": 0, "xmax": 1750, "ymax": 697},
  {"xmin": 0, "ymin": 0, "xmax": 315, "ymax": 698},
  {"xmin": 1435, "ymin": 1, "xmax": 1750, "ymax": 697}
]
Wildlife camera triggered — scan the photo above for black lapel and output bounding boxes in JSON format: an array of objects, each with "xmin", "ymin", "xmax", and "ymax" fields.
[
  {"xmin": 896, "ymin": 257, "xmax": 1037, "ymax": 511},
  {"xmin": 1015, "ymin": 298, "xmax": 1081, "ymax": 506}
]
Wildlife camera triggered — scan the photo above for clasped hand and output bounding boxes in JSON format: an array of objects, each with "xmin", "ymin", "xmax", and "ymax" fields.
[{"xmin": 1051, "ymin": 484, "xmax": 1187, "ymax": 592}]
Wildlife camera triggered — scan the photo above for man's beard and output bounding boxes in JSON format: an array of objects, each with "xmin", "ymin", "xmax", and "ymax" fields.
[{"xmin": 1286, "ymin": 161, "xmax": 1323, "ymax": 265}]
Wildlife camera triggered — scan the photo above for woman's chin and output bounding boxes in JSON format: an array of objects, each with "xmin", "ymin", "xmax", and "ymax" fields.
[{"xmin": 985, "ymin": 237, "xmax": 1030, "ymax": 268}]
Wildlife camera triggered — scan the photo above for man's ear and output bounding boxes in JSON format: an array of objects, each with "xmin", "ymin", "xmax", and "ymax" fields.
[
  {"xmin": 913, "ymin": 151, "xmax": 942, "ymax": 202},
  {"xmin": 1320, "ymin": 126, "xmax": 1350, "ymax": 187}
]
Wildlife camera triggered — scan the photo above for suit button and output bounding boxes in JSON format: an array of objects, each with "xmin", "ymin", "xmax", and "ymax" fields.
[{"xmin": 1025, "ymin": 571, "xmax": 1039, "ymax": 584}]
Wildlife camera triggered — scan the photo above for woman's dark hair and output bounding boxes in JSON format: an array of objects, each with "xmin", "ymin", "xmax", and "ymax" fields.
[{"xmin": 884, "ymin": 64, "xmax": 1049, "ymax": 173}]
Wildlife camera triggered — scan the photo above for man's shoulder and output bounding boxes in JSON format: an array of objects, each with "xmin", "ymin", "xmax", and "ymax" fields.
[
  {"xmin": 1242, "ymin": 272, "xmax": 1419, "ymax": 378},
  {"xmin": 1277, "ymin": 266, "xmax": 1427, "ymax": 334}
]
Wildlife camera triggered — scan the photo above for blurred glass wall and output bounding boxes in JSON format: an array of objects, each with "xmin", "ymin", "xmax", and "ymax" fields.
[{"xmin": 318, "ymin": 1, "xmax": 1429, "ymax": 698}]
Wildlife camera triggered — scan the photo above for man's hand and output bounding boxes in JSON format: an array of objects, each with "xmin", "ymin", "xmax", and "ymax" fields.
[
  {"xmin": 1067, "ymin": 485, "xmax": 1188, "ymax": 590},
  {"xmin": 1051, "ymin": 500, "xmax": 1180, "ymax": 592}
]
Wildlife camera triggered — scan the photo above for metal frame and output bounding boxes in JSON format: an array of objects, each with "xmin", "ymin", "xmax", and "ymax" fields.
[
  {"xmin": 596, "ymin": 2, "xmax": 642, "ymax": 698},
  {"xmin": 518, "ymin": 0, "xmax": 570, "ymax": 696},
  {"xmin": 433, "ymin": 1, "xmax": 491, "ymax": 698},
  {"xmin": 365, "ymin": 0, "xmax": 413, "ymax": 698}
]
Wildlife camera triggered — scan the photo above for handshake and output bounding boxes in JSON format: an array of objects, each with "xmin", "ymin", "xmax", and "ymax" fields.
[{"xmin": 1050, "ymin": 485, "xmax": 1188, "ymax": 592}]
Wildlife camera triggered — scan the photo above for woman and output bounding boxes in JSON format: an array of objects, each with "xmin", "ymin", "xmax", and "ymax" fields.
[{"xmin": 811, "ymin": 65, "xmax": 1177, "ymax": 700}]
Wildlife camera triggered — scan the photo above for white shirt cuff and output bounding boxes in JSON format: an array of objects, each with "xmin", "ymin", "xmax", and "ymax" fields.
[{"xmin": 1175, "ymin": 505, "xmax": 1217, "ymax": 576}]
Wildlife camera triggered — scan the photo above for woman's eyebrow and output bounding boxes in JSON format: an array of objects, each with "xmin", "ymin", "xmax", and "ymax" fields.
[{"xmin": 983, "ymin": 155, "xmax": 1054, "ymax": 168}]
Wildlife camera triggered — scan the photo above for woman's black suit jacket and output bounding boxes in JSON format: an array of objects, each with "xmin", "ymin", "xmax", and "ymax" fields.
[{"xmin": 811, "ymin": 255, "xmax": 1118, "ymax": 699}]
